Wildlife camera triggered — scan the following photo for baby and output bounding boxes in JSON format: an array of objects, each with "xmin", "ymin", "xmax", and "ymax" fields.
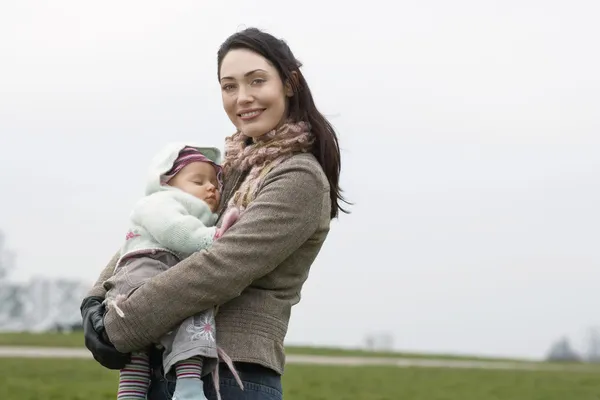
[{"xmin": 102, "ymin": 143, "xmax": 241, "ymax": 400}]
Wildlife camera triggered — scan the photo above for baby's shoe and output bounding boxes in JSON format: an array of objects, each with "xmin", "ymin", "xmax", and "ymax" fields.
[{"xmin": 172, "ymin": 378, "xmax": 207, "ymax": 400}]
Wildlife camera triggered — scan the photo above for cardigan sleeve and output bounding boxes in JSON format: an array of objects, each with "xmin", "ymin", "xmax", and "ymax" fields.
[{"xmin": 104, "ymin": 156, "xmax": 328, "ymax": 353}]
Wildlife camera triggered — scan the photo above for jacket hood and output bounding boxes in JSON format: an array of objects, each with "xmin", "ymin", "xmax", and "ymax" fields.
[{"xmin": 144, "ymin": 142, "xmax": 222, "ymax": 196}]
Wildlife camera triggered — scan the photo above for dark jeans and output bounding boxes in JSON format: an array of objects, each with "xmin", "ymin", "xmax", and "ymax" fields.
[{"xmin": 147, "ymin": 346, "xmax": 283, "ymax": 400}]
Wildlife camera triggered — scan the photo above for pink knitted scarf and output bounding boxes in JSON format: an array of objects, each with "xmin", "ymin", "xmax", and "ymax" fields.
[{"xmin": 223, "ymin": 120, "xmax": 314, "ymax": 212}]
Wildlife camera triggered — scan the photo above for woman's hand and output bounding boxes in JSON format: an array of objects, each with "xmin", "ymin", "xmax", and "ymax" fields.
[{"xmin": 80, "ymin": 296, "xmax": 131, "ymax": 369}]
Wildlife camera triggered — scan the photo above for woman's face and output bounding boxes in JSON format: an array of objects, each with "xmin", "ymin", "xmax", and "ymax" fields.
[{"xmin": 219, "ymin": 49, "xmax": 292, "ymax": 138}]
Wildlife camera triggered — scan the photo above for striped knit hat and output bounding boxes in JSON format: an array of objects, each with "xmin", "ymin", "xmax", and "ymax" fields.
[{"xmin": 162, "ymin": 146, "xmax": 223, "ymax": 189}]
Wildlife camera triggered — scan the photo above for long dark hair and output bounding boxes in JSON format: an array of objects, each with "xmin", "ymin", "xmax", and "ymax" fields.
[{"xmin": 217, "ymin": 28, "xmax": 350, "ymax": 219}]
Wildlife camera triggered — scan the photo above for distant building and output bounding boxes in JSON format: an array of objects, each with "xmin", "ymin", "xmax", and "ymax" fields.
[
  {"xmin": 0, "ymin": 278, "xmax": 91, "ymax": 332},
  {"xmin": 364, "ymin": 332, "xmax": 394, "ymax": 352}
]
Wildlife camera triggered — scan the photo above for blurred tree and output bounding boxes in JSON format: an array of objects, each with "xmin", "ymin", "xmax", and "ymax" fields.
[{"xmin": 546, "ymin": 336, "xmax": 582, "ymax": 362}]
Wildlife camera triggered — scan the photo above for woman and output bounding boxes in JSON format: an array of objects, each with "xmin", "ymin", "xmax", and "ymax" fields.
[{"xmin": 81, "ymin": 27, "xmax": 348, "ymax": 400}]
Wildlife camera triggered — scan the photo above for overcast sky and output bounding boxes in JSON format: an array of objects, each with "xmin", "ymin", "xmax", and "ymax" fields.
[{"xmin": 1, "ymin": 0, "xmax": 599, "ymax": 360}]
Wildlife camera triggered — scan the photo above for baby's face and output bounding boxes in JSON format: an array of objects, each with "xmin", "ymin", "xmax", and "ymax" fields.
[{"xmin": 168, "ymin": 161, "xmax": 221, "ymax": 212}]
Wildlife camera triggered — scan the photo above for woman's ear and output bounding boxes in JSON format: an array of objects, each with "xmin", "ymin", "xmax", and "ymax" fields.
[{"xmin": 285, "ymin": 71, "xmax": 299, "ymax": 97}]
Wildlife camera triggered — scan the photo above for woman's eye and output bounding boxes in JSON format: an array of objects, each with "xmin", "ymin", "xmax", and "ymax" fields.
[
  {"xmin": 252, "ymin": 78, "xmax": 265, "ymax": 85},
  {"xmin": 222, "ymin": 84, "xmax": 235, "ymax": 91}
]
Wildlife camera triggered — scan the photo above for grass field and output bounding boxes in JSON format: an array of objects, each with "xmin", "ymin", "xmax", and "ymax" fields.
[
  {"xmin": 0, "ymin": 357, "xmax": 598, "ymax": 400},
  {"xmin": 0, "ymin": 332, "xmax": 534, "ymax": 363}
]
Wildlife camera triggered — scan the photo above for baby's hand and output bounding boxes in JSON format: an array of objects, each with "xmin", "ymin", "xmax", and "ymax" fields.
[{"xmin": 214, "ymin": 207, "xmax": 240, "ymax": 239}]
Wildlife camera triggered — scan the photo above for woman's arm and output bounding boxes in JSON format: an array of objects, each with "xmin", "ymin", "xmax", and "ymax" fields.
[{"xmin": 104, "ymin": 156, "xmax": 329, "ymax": 353}]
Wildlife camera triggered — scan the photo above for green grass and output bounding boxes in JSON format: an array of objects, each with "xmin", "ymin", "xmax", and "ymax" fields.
[
  {"xmin": 0, "ymin": 332, "xmax": 86, "ymax": 348},
  {"xmin": 0, "ymin": 332, "xmax": 536, "ymax": 363},
  {"xmin": 0, "ymin": 358, "xmax": 118, "ymax": 400},
  {"xmin": 0, "ymin": 358, "xmax": 598, "ymax": 400},
  {"xmin": 284, "ymin": 345, "xmax": 532, "ymax": 363}
]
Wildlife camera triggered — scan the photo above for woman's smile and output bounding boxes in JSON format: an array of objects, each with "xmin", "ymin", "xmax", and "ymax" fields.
[{"xmin": 237, "ymin": 108, "xmax": 265, "ymax": 121}]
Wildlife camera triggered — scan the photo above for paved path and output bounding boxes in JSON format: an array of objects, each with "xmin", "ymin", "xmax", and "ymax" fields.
[{"xmin": 0, "ymin": 346, "xmax": 595, "ymax": 372}]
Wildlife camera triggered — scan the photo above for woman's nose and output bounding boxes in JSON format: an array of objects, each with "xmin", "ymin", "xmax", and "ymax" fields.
[{"xmin": 236, "ymin": 86, "xmax": 253, "ymax": 104}]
